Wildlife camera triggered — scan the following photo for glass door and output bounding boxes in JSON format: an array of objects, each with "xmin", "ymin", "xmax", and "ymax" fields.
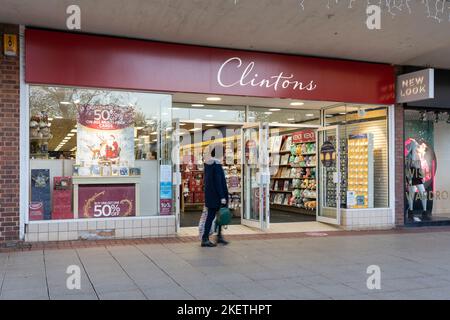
[
  {"xmin": 241, "ymin": 123, "xmax": 270, "ymax": 230},
  {"xmin": 317, "ymin": 125, "xmax": 341, "ymax": 225}
]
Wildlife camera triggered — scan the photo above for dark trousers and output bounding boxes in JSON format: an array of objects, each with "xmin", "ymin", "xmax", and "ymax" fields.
[{"xmin": 202, "ymin": 207, "xmax": 222, "ymax": 241}]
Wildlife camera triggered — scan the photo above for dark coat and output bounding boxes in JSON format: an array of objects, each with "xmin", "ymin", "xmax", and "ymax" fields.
[{"xmin": 204, "ymin": 160, "xmax": 228, "ymax": 209}]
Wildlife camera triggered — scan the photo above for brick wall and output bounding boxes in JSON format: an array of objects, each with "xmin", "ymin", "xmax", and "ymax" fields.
[
  {"xmin": 0, "ymin": 24, "xmax": 20, "ymax": 242},
  {"xmin": 394, "ymin": 104, "xmax": 405, "ymax": 226}
]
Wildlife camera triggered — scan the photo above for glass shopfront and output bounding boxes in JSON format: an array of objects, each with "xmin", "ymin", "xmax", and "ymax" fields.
[{"xmin": 23, "ymin": 28, "xmax": 396, "ymax": 241}]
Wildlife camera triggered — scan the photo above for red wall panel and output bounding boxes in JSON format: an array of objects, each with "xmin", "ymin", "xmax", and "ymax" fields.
[{"xmin": 25, "ymin": 29, "xmax": 395, "ymax": 105}]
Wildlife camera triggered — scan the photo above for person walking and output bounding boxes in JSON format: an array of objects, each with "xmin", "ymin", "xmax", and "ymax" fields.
[{"xmin": 201, "ymin": 144, "xmax": 229, "ymax": 247}]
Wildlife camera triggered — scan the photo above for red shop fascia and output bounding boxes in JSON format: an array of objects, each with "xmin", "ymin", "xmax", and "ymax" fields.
[{"xmin": 25, "ymin": 28, "xmax": 395, "ymax": 104}]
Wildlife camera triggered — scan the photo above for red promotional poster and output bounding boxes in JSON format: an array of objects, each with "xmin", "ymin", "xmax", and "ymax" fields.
[
  {"xmin": 78, "ymin": 184, "xmax": 136, "ymax": 218},
  {"xmin": 292, "ymin": 130, "xmax": 316, "ymax": 143},
  {"xmin": 160, "ymin": 199, "xmax": 172, "ymax": 215},
  {"xmin": 77, "ymin": 105, "xmax": 135, "ymax": 166}
]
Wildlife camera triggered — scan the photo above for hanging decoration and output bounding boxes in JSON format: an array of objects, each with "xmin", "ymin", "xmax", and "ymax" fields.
[{"xmin": 232, "ymin": 0, "xmax": 450, "ymax": 23}]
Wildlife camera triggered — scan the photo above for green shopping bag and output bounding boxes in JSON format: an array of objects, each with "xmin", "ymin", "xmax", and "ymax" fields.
[{"xmin": 216, "ymin": 207, "xmax": 232, "ymax": 226}]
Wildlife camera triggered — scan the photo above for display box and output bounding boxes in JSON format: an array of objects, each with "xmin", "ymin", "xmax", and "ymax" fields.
[
  {"xmin": 52, "ymin": 177, "xmax": 73, "ymax": 220},
  {"xmin": 29, "ymin": 201, "xmax": 44, "ymax": 221},
  {"xmin": 31, "ymin": 169, "xmax": 51, "ymax": 220}
]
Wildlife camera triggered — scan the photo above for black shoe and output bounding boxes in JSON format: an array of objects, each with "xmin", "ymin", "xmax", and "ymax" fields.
[
  {"xmin": 216, "ymin": 236, "xmax": 229, "ymax": 245},
  {"xmin": 201, "ymin": 240, "xmax": 217, "ymax": 247}
]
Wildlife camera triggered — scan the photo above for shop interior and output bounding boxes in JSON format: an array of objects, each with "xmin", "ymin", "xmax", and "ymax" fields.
[{"xmin": 170, "ymin": 94, "xmax": 389, "ymax": 229}]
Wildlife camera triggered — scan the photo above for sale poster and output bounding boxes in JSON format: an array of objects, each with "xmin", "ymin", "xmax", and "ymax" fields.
[
  {"xmin": 78, "ymin": 184, "xmax": 136, "ymax": 218},
  {"xmin": 77, "ymin": 105, "xmax": 135, "ymax": 166}
]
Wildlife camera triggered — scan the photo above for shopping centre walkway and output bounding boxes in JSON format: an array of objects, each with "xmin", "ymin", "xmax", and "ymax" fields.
[{"xmin": 2, "ymin": 229, "xmax": 450, "ymax": 300}]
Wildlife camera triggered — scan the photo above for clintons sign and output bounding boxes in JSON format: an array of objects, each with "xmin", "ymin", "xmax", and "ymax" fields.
[
  {"xmin": 25, "ymin": 29, "xmax": 395, "ymax": 104},
  {"xmin": 217, "ymin": 57, "xmax": 317, "ymax": 92}
]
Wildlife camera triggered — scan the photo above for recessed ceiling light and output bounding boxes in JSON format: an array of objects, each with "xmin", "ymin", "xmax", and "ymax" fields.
[
  {"xmin": 219, "ymin": 110, "xmax": 227, "ymax": 113},
  {"xmin": 205, "ymin": 115, "xmax": 213, "ymax": 118},
  {"xmin": 264, "ymin": 112, "xmax": 273, "ymax": 115},
  {"xmin": 60, "ymin": 101, "xmax": 71, "ymax": 105},
  {"xmin": 290, "ymin": 102, "xmax": 304, "ymax": 106},
  {"xmin": 206, "ymin": 97, "xmax": 221, "ymax": 102},
  {"xmin": 287, "ymin": 118, "xmax": 295, "ymax": 121},
  {"xmin": 206, "ymin": 124, "xmax": 215, "ymax": 127},
  {"xmin": 326, "ymin": 114, "xmax": 333, "ymax": 118},
  {"xmin": 272, "ymin": 121, "xmax": 279, "ymax": 124},
  {"xmin": 305, "ymin": 113, "xmax": 314, "ymax": 117},
  {"xmin": 67, "ymin": 133, "xmax": 75, "ymax": 137},
  {"xmin": 339, "ymin": 112, "xmax": 346, "ymax": 115},
  {"xmin": 189, "ymin": 128, "xmax": 202, "ymax": 132},
  {"xmin": 269, "ymin": 108, "xmax": 281, "ymax": 111},
  {"xmin": 55, "ymin": 116, "xmax": 63, "ymax": 119},
  {"xmin": 191, "ymin": 104, "xmax": 205, "ymax": 107},
  {"xmin": 179, "ymin": 123, "xmax": 186, "ymax": 126}
]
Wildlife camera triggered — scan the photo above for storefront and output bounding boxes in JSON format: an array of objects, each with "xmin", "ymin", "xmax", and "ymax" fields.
[
  {"xmin": 400, "ymin": 68, "xmax": 450, "ymax": 226},
  {"xmin": 21, "ymin": 28, "xmax": 396, "ymax": 242}
]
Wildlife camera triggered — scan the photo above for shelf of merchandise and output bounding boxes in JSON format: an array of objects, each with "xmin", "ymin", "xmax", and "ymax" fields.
[
  {"xmin": 269, "ymin": 132, "xmax": 317, "ymax": 216},
  {"xmin": 270, "ymin": 203, "xmax": 316, "ymax": 215}
]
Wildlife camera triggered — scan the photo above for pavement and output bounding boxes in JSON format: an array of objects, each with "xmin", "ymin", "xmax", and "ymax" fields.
[{"xmin": 2, "ymin": 230, "xmax": 450, "ymax": 300}]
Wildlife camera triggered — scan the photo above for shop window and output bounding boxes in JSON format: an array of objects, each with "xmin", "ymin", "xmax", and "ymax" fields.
[
  {"xmin": 28, "ymin": 86, "xmax": 172, "ymax": 221},
  {"xmin": 404, "ymin": 109, "xmax": 450, "ymax": 223},
  {"xmin": 325, "ymin": 105, "xmax": 389, "ymax": 209}
]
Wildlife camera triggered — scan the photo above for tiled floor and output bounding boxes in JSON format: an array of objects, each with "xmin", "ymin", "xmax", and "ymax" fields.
[
  {"xmin": 177, "ymin": 221, "xmax": 340, "ymax": 237},
  {"xmin": 2, "ymin": 229, "xmax": 450, "ymax": 300}
]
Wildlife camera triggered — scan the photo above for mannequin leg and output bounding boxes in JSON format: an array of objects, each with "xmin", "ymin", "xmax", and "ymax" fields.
[
  {"xmin": 417, "ymin": 184, "xmax": 427, "ymax": 212},
  {"xmin": 407, "ymin": 185, "xmax": 417, "ymax": 211}
]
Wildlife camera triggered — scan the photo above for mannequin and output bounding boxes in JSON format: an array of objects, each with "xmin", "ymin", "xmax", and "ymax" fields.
[{"xmin": 405, "ymin": 139, "xmax": 428, "ymax": 218}]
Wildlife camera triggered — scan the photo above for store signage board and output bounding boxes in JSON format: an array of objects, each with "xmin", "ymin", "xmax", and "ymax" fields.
[
  {"xmin": 397, "ymin": 69, "xmax": 434, "ymax": 103},
  {"xmin": 292, "ymin": 130, "xmax": 316, "ymax": 143},
  {"xmin": 25, "ymin": 29, "xmax": 395, "ymax": 105}
]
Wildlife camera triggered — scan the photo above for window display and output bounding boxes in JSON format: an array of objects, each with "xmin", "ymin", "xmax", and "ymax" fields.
[
  {"xmin": 28, "ymin": 86, "xmax": 171, "ymax": 221},
  {"xmin": 347, "ymin": 134, "xmax": 374, "ymax": 208},
  {"xmin": 404, "ymin": 108, "xmax": 450, "ymax": 223}
]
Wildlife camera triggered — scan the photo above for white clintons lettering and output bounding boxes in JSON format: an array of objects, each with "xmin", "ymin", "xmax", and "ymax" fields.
[{"xmin": 217, "ymin": 57, "xmax": 317, "ymax": 92}]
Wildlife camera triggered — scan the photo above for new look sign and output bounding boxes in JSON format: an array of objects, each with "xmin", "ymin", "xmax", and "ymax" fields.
[{"xmin": 397, "ymin": 69, "xmax": 434, "ymax": 103}]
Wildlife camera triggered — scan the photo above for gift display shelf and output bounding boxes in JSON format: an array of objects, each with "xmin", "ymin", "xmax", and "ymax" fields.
[{"xmin": 268, "ymin": 132, "xmax": 317, "ymax": 215}]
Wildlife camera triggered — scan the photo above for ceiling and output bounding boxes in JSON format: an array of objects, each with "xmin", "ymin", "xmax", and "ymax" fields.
[{"xmin": 1, "ymin": 0, "xmax": 450, "ymax": 68}]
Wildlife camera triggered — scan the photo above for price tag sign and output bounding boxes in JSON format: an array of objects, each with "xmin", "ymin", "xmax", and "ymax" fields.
[{"xmin": 3, "ymin": 34, "xmax": 17, "ymax": 57}]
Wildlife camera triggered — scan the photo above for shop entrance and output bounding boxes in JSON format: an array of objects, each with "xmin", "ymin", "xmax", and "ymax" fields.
[{"xmin": 174, "ymin": 118, "xmax": 342, "ymax": 232}]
